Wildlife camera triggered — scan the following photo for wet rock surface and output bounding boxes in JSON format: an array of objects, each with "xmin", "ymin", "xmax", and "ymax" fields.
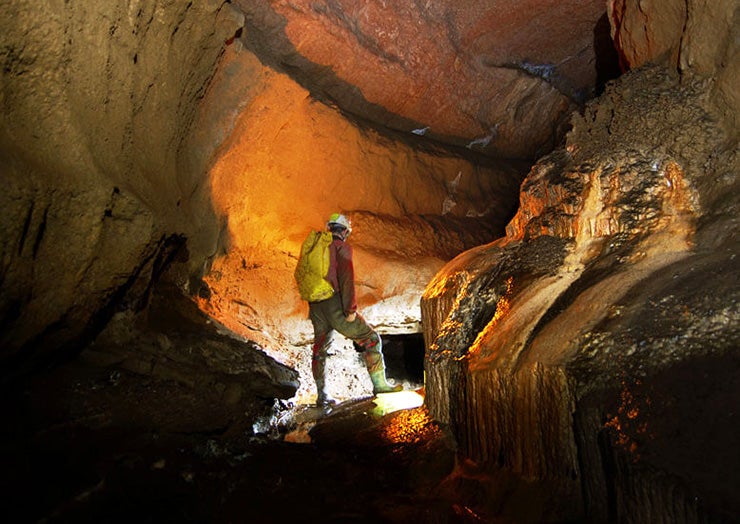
[
  {"xmin": 0, "ymin": 282, "xmax": 467, "ymax": 523},
  {"xmin": 1, "ymin": 2, "xmax": 737, "ymax": 523}
]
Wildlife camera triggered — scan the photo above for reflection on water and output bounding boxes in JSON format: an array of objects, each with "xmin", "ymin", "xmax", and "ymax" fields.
[{"xmin": 376, "ymin": 391, "xmax": 440, "ymax": 444}]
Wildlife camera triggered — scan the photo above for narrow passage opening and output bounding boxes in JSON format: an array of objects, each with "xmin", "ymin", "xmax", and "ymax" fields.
[{"xmin": 381, "ymin": 333, "xmax": 425, "ymax": 388}]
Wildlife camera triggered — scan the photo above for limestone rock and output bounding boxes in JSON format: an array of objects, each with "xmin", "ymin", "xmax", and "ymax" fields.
[
  {"xmin": 84, "ymin": 283, "xmax": 299, "ymax": 403},
  {"xmin": 608, "ymin": 0, "xmax": 740, "ymax": 133},
  {"xmin": 422, "ymin": 67, "xmax": 739, "ymax": 522},
  {"xmin": 234, "ymin": 0, "xmax": 617, "ymax": 159},
  {"xmin": 0, "ymin": 1, "xmax": 243, "ymax": 371}
]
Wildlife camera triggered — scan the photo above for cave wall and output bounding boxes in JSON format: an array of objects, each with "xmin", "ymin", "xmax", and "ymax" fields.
[
  {"xmin": 1, "ymin": 4, "xmax": 735, "ymax": 520},
  {"xmin": 422, "ymin": 1, "xmax": 739, "ymax": 521},
  {"xmin": 235, "ymin": 0, "xmax": 612, "ymax": 159},
  {"xmin": 0, "ymin": 1, "xmax": 243, "ymax": 372},
  {"xmin": 608, "ymin": 0, "xmax": 740, "ymax": 133},
  {"xmin": 0, "ymin": 0, "xmax": 539, "ymax": 404},
  {"xmin": 0, "ymin": 0, "xmax": 737, "ymax": 521}
]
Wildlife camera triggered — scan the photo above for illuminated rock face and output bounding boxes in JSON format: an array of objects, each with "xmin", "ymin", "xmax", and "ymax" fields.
[
  {"xmin": 191, "ymin": 0, "xmax": 621, "ymax": 402},
  {"xmin": 1, "ymin": 0, "xmax": 544, "ymax": 405},
  {"xmin": 0, "ymin": 0, "xmax": 616, "ymax": 383},
  {"xmin": 235, "ymin": 0, "xmax": 615, "ymax": 160},
  {"xmin": 195, "ymin": 44, "xmax": 526, "ymax": 402},
  {"xmin": 422, "ymin": 63, "xmax": 739, "ymax": 524}
]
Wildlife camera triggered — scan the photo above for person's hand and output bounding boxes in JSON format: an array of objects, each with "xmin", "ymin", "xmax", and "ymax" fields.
[{"xmin": 346, "ymin": 312, "xmax": 357, "ymax": 322}]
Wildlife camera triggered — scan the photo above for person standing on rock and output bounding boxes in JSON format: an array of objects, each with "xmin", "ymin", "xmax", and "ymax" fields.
[{"xmin": 303, "ymin": 212, "xmax": 402, "ymax": 407}]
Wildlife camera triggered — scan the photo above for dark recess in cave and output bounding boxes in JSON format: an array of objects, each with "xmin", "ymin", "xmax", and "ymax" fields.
[
  {"xmin": 381, "ymin": 333, "xmax": 426, "ymax": 385},
  {"xmin": 593, "ymin": 13, "xmax": 623, "ymax": 95}
]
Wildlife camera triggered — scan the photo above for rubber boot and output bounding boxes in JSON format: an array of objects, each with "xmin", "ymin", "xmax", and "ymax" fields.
[
  {"xmin": 362, "ymin": 336, "xmax": 402, "ymax": 394},
  {"xmin": 312, "ymin": 340, "xmax": 336, "ymax": 407},
  {"xmin": 368, "ymin": 368, "xmax": 403, "ymax": 394}
]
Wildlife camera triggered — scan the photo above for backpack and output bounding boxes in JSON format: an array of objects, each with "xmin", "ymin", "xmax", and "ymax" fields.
[{"xmin": 294, "ymin": 230, "xmax": 335, "ymax": 302}]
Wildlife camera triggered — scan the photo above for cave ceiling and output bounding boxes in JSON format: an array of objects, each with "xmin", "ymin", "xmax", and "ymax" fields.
[{"xmin": 234, "ymin": 0, "xmax": 618, "ymax": 160}]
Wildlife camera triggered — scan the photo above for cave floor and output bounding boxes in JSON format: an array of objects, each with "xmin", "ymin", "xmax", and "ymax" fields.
[{"xmin": 1, "ymin": 361, "xmax": 489, "ymax": 524}]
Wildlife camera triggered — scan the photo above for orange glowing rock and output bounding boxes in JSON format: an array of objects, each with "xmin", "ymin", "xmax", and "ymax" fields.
[{"xmin": 381, "ymin": 406, "xmax": 440, "ymax": 446}]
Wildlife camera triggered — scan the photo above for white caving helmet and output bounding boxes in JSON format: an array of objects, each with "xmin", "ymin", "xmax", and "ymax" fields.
[{"xmin": 327, "ymin": 212, "xmax": 352, "ymax": 233}]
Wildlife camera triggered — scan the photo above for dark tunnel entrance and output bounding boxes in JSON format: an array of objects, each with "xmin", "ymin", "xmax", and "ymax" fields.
[{"xmin": 380, "ymin": 333, "xmax": 425, "ymax": 387}]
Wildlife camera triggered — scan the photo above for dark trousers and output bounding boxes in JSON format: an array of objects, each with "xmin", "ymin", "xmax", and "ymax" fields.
[{"xmin": 308, "ymin": 294, "xmax": 384, "ymax": 395}]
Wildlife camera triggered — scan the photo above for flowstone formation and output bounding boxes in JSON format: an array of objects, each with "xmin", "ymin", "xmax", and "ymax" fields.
[{"xmin": 422, "ymin": 66, "xmax": 739, "ymax": 522}]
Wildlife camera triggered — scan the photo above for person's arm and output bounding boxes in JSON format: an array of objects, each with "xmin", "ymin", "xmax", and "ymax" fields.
[{"xmin": 335, "ymin": 242, "xmax": 358, "ymax": 318}]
